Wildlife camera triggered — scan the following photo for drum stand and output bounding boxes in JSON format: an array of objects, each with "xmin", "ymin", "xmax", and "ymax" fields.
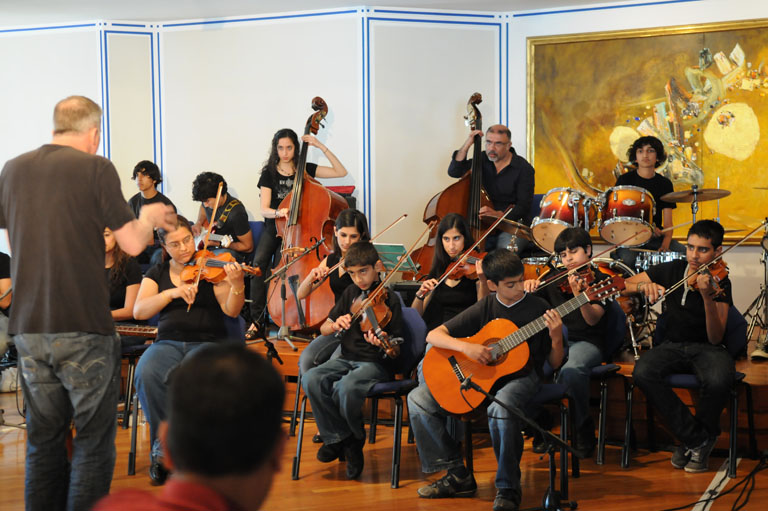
[
  {"xmin": 689, "ymin": 184, "xmax": 700, "ymax": 223},
  {"xmin": 745, "ymin": 233, "xmax": 768, "ymax": 358}
]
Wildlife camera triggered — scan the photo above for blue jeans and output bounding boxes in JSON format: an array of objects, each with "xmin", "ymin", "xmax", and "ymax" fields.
[
  {"xmin": 302, "ymin": 358, "xmax": 389, "ymax": 444},
  {"xmin": 555, "ymin": 340, "xmax": 603, "ymax": 430},
  {"xmin": 14, "ymin": 332, "xmax": 120, "ymax": 511},
  {"xmin": 633, "ymin": 341, "xmax": 734, "ymax": 446},
  {"xmin": 134, "ymin": 340, "xmax": 210, "ymax": 459},
  {"xmin": 298, "ymin": 334, "xmax": 341, "ymax": 374},
  {"xmin": 408, "ymin": 370, "xmax": 541, "ymax": 499}
]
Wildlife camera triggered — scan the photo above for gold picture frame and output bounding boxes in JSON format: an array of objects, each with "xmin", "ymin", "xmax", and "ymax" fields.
[{"xmin": 527, "ymin": 18, "xmax": 768, "ymax": 244}]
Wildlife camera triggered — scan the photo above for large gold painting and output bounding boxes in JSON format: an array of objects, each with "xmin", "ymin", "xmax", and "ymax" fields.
[{"xmin": 527, "ymin": 19, "xmax": 768, "ymax": 243}]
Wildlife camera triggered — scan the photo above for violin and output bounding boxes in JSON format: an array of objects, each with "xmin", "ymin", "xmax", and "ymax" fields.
[
  {"xmin": 350, "ymin": 289, "xmax": 402, "ymax": 359},
  {"xmin": 446, "ymin": 252, "xmax": 486, "ymax": 280},
  {"xmin": 180, "ymin": 250, "xmax": 261, "ymax": 284},
  {"xmin": 558, "ymin": 265, "xmax": 596, "ymax": 294},
  {"xmin": 689, "ymin": 259, "xmax": 728, "ymax": 297}
]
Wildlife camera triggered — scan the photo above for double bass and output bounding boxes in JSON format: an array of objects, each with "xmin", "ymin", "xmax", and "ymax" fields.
[
  {"xmin": 407, "ymin": 93, "xmax": 493, "ymax": 280},
  {"xmin": 267, "ymin": 97, "xmax": 349, "ymax": 332}
]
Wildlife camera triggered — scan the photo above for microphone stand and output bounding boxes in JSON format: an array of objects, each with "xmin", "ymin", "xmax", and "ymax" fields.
[
  {"xmin": 265, "ymin": 237, "xmax": 325, "ymax": 351},
  {"xmin": 459, "ymin": 376, "xmax": 578, "ymax": 511}
]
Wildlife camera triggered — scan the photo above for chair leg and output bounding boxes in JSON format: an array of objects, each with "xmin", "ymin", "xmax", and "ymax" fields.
[
  {"xmin": 567, "ymin": 398, "xmax": 579, "ymax": 478},
  {"xmin": 596, "ymin": 378, "xmax": 609, "ymax": 465},
  {"xmin": 122, "ymin": 356, "xmax": 136, "ymax": 430},
  {"xmin": 369, "ymin": 398, "xmax": 379, "ymax": 444},
  {"xmin": 292, "ymin": 395, "xmax": 307, "ymax": 480},
  {"xmin": 559, "ymin": 403, "xmax": 568, "ymax": 500},
  {"xmin": 289, "ymin": 372, "xmax": 302, "ymax": 437},
  {"xmin": 391, "ymin": 396, "xmax": 403, "ymax": 489},
  {"xmin": 128, "ymin": 393, "xmax": 139, "ymax": 476},
  {"xmin": 744, "ymin": 383, "xmax": 757, "ymax": 459},
  {"xmin": 406, "ymin": 400, "xmax": 414, "ymax": 444},
  {"xmin": 621, "ymin": 381, "xmax": 634, "ymax": 469},
  {"xmin": 646, "ymin": 397, "xmax": 656, "ymax": 452},
  {"xmin": 464, "ymin": 420, "xmax": 474, "ymax": 475},
  {"xmin": 728, "ymin": 386, "xmax": 738, "ymax": 478}
]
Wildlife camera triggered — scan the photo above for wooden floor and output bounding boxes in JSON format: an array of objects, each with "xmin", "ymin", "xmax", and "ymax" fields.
[{"xmin": 1, "ymin": 387, "xmax": 766, "ymax": 511}]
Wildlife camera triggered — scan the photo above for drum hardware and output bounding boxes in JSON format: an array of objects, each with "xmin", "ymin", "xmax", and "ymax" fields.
[
  {"xmin": 746, "ymin": 225, "xmax": 768, "ymax": 359},
  {"xmin": 660, "ymin": 185, "xmax": 731, "ymax": 224}
]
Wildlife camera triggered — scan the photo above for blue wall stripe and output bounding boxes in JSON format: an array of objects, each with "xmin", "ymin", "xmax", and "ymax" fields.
[
  {"xmin": 157, "ymin": 32, "xmax": 164, "ymax": 193},
  {"xmin": 150, "ymin": 34, "xmax": 157, "ymax": 165},
  {"xmin": 111, "ymin": 23, "xmax": 146, "ymax": 28},
  {"xmin": 99, "ymin": 27, "xmax": 106, "ymax": 157},
  {"xmin": 162, "ymin": 9, "xmax": 357, "ymax": 28},
  {"xmin": 103, "ymin": 31, "xmax": 111, "ymax": 159},
  {"xmin": 0, "ymin": 22, "xmax": 96, "ymax": 34},
  {"xmin": 372, "ymin": 9, "xmax": 495, "ymax": 19},
  {"xmin": 513, "ymin": 0, "xmax": 699, "ymax": 17},
  {"xmin": 367, "ymin": 17, "xmax": 500, "ymax": 27}
]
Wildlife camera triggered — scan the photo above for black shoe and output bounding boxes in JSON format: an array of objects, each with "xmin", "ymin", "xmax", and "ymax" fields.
[
  {"xmin": 670, "ymin": 444, "xmax": 691, "ymax": 469},
  {"xmin": 245, "ymin": 322, "xmax": 265, "ymax": 341},
  {"xmin": 312, "ymin": 432, "xmax": 323, "ymax": 444},
  {"xmin": 684, "ymin": 436, "xmax": 717, "ymax": 473},
  {"xmin": 417, "ymin": 471, "xmax": 477, "ymax": 498},
  {"xmin": 573, "ymin": 431, "xmax": 596, "ymax": 459},
  {"xmin": 532, "ymin": 432, "xmax": 547, "ymax": 454},
  {"xmin": 493, "ymin": 490, "xmax": 520, "ymax": 511},
  {"xmin": 149, "ymin": 460, "xmax": 169, "ymax": 486},
  {"xmin": 317, "ymin": 441, "xmax": 344, "ymax": 463},
  {"xmin": 343, "ymin": 436, "xmax": 365, "ymax": 479}
]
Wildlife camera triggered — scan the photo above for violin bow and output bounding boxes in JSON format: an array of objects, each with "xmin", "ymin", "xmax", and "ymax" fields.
[
  {"xmin": 318, "ymin": 214, "xmax": 408, "ymax": 284},
  {"xmin": 416, "ymin": 205, "xmax": 515, "ymax": 300},
  {"xmin": 187, "ymin": 181, "xmax": 224, "ymax": 312},
  {"xmin": 534, "ymin": 220, "xmax": 693, "ymax": 293},
  {"xmin": 655, "ymin": 219, "xmax": 767, "ymax": 300}
]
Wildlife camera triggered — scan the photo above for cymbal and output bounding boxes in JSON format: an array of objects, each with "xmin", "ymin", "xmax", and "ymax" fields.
[
  {"xmin": 628, "ymin": 247, "xmax": 656, "ymax": 252},
  {"xmin": 724, "ymin": 228, "xmax": 747, "ymax": 233},
  {"xmin": 480, "ymin": 214, "xmax": 533, "ymax": 241},
  {"xmin": 660, "ymin": 188, "xmax": 731, "ymax": 203}
]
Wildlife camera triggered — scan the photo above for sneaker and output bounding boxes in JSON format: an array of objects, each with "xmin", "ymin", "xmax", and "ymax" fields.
[
  {"xmin": 684, "ymin": 436, "xmax": 717, "ymax": 473},
  {"xmin": 417, "ymin": 471, "xmax": 477, "ymax": 498},
  {"xmin": 343, "ymin": 436, "xmax": 365, "ymax": 479},
  {"xmin": 492, "ymin": 490, "xmax": 520, "ymax": 511},
  {"xmin": 751, "ymin": 338, "xmax": 768, "ymax": 360},
  {"xmin": 316, "ymin": 441, "xmax": 344, "ymax": 463},
  {"xmin": 670, "ymin": 444, "xmax": 691, "ymax": 469}
]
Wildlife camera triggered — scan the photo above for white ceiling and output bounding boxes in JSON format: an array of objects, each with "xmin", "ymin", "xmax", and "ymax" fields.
[{"xmin": 0, "ymin": 0, "xmax": 634, "ymax": 27}]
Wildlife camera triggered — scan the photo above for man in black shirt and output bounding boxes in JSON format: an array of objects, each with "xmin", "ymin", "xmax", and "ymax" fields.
[
  {"xmin": 191, "ymin": 172, "xmax": 253, "ymax": 262},
  {"xmin": 448, "ymin": 124, "xmax": 535, "ymax": 254},
  {"xmin": 627, "ymin": 220, "xmax": 732, "ymax": 473},
  {"xmin": 128, "ymin": 160, "xmax": 177, "ymax": 265},
  {"xmin": 408, "ymin": 249, "xmax": 563, "ymax": 511},
  {"xmin": 613, "ymin": 135, "xmax": 685, "ymax": 269}
]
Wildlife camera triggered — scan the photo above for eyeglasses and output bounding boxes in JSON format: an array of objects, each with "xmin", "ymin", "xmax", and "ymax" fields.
[
  {"xmin": 165, "ymin": 235, "xmax": 193, "ymax": 250},
  {"xmin": 485, "ymin": 140, "xmax": 510, "ymax": 148}
]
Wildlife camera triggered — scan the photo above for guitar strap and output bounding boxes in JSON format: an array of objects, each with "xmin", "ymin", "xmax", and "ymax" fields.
[{"xmin": 212, "ymin": 198, "xmax": 241, "ymax": 228}]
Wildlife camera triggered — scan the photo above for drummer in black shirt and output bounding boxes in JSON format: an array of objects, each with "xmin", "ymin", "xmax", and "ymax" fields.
[
  {"xmin": 613, "ymin": 135, "xmax": 685, "ymax": 269},
  {"xmin": 626, "ymin": 220, "xmax": 732, "ymax": 473}
]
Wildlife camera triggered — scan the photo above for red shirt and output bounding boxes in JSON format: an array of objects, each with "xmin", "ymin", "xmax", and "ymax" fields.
[{"xmin": 95, "ymin": 479, "xmax": 244, "ymax": 511}]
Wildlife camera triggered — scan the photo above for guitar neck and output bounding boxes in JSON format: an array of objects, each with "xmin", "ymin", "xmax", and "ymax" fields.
[{"xmin": 495, "ymin": 293, "xmax": 589, "ymax": 355}]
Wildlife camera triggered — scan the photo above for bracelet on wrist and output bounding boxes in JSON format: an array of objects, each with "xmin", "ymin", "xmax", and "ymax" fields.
[{"xmin": 231, "ymin": 286, "xmax": 245, "ymax": 296}]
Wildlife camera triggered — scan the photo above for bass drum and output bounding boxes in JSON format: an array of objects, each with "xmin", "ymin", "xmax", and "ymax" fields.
[{"xmin": 593, "ymin": 257, "xmax": 648, "ymax": 340}]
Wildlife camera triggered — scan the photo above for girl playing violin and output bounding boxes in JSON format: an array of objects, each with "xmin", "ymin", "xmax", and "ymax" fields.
[
  {"xmin": 523, "ymin": 227, "xmax": 610, "ymax": 458},
  {"xmin": 412, "ymin": 213, "xmax": 489, "ymax": 331},
  {"xmin": 133, "ymin": 215, "xmax": 245, "ymax": 485},
  {"xmin": 248, "ymin": 128, "xmax": 348, "ymax": 339}
]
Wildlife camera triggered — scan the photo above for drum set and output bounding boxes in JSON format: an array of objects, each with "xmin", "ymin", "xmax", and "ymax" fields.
[{"xmin": 508, "ymin": 183, "xmax": 733, "ymax": 358}]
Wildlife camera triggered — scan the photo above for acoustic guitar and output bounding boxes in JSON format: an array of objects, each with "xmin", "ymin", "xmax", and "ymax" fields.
[{"xmin": 422, "ymin": 276, "xmax": 625, "ymax": 416}]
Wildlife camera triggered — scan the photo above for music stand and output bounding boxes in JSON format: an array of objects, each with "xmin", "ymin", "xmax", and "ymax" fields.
[{"xmin": 373, "ymin": 243, "xmax": 420, "ymax": 274}]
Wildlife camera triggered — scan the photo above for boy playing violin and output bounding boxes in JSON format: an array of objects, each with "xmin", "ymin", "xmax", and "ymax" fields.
[
  {"xmin": 408, "ymin": 249, "xmax": 563, "ymax": 511},
  {"xmin": 301, "ymin": 241, "xmax": 403, "ymax": 480},
  {"xmin": 524, "ymin": 227, "xmax": 610, "ymax": 458},
  {"xmin": 627, "ymin": 220, "xmax": 732, "ymax": 473}
]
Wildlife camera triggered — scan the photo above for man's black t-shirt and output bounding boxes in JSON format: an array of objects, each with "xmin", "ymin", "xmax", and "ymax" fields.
[
  {"xmin": 443, "ymin": 293, "xmax": 553, "ymax": 378},
  {"xmin": 327, "ymin": 281, "xmax": 403, "ymax": 370},
  {"xmin": 0, "ymin": 144, "xmax": 135, "ymax": 335},
  {"xmin": 128, "ymin": 191, "xmax": 176, "ymax": 245},
  {"xmin": 144, "ymin": 262, "xmax": 226, "ymax": 343},
  {"xmin": 614, "ymin": 170, "xmax": 676, "ymax": 228},
  {"xmin": 0, "ymin": 252, "xmax": 10, "ymax": 317},
  {"xmin": 646, "ymin": 260, "xmax": 732, "ymax": 344},
  {"xmin": 448, "ymin": 150, "xmax": 535, "ymax": 224}
]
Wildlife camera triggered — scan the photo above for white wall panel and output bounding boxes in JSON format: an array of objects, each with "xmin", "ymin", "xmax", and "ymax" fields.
[
  {"xmin": 105, "ymin": 30, "xmax": 156, "ymax": 202},
  {"xmin": 369, "ymin": 18, "xmax": 500, "ymax": 245},
  {"xmin": 159, "ymin": 14, "xmax": 361, "ymax": 221}
]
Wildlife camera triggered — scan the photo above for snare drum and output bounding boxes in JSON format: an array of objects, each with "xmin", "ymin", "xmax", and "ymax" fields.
[
  {"xmin": 599, "ymin": 185, "xmax": 655, "ymax": 246},
  {"xmin": 635, "ymin": 251, "xmax": 686, "ymax": 272},
  {"xmin": 522, "ymin": 257, "xmax": 552, "ymax": 281},
  {"xmin": 531, "ymin": 188, "xmax": 598, "ymax": 253}
]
